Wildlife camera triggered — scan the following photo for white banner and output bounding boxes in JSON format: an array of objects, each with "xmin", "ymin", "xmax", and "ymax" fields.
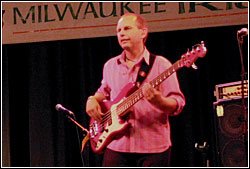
[{"xmin": 2, "ymin": 2, "xmax": 248, "ymax": 44}]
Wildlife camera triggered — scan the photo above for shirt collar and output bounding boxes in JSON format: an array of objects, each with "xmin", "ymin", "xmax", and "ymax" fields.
[{"xmin": 118, "ymin": 48, "xmax": 150, "ymax": 65}]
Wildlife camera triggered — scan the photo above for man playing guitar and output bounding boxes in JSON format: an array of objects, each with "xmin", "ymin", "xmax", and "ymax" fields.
[{"xmin": 86, "ymin": 13, "xmax": 187, "ymax": 167}]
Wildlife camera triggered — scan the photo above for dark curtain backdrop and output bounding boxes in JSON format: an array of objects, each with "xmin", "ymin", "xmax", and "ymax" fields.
[{"xmin": 2, "ymin": 24, "xmax": 248, "ymax": 167}]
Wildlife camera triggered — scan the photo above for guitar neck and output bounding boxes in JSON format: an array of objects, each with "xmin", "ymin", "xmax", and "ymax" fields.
[
  {"xmin": 117, "ymin": 59, "xmax": 183, "ymax": 117},
  {"xmin": 150, "ymin": 60, "xmax": 182, "ymax": 88}
]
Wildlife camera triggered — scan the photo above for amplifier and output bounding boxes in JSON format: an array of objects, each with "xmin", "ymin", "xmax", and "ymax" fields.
[{"xmin": 214, "ymin": 80, "xmax": 248, "ymax": 102}]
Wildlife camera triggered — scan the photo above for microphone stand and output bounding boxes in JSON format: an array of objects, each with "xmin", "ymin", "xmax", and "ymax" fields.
[
  {"xmin": 237, "ymin": 32, "xmax": 248, "ymax": 162},
  {"xmin": 66, "ymin": 113, "xmax": 89, "ymax": 167}
]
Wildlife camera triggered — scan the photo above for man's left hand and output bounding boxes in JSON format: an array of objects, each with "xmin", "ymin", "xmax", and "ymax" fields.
[{"xmin": 142, "ymin": 83, "xmax": 161, "ymax": 104}]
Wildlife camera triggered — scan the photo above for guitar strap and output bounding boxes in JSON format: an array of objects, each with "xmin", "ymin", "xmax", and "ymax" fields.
[{"xmin": 135, "ymin": 53, "xmax": 156, "ymax": 87}]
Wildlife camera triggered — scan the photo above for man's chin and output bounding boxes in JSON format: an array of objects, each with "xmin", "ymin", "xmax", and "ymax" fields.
[{"xmin": 120, "ymin": 44, "xmax": 130, "ymax": 50}]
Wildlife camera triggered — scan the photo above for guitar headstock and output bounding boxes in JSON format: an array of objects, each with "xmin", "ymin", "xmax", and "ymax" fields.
[{"xmin": 181, "ymin": 41, "xmax": 207, "ymax": 69}]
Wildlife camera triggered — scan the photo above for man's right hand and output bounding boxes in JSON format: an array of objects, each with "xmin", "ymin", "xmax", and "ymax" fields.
[{"xmin": 86, "ymin": 95, "xmax": 105, "ymax": 122}]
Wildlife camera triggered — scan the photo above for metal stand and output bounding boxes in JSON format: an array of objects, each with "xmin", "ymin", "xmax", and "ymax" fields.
[
  {"xmin": 66, "ymin": 114, "xmax": 89, "ymax": 167},
  {"xmin": 237, "ymin": 31, "xmax": 248, "ymax": 162}
]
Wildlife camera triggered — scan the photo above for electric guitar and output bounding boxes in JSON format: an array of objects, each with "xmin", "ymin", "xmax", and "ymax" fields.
[{"xmin": 89, "ymin": 41, "xmax": 207, "ymax": 153}]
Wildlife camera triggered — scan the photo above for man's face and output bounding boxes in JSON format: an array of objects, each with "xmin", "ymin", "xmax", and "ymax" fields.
[{"xmin": 116, "ymin": 15, "xmax": 145, "ymax": 50}]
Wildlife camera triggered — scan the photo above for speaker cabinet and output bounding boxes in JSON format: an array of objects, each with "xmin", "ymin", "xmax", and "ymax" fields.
[{"xmin": 213, "ymin": 98, "xmax": 248, "ymax": 167}]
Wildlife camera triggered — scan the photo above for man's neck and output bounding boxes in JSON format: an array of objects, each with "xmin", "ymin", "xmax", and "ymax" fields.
[{"xmin": 125, "ymin": 45, "xmax": 145, "ymax": 62}]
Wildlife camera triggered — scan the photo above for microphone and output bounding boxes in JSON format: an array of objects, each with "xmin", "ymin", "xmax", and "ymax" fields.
[
  {"xmin": 237, "ymin": 28, "xmax": 248, "ymax": 36},
  {"xmin": 55, "ymin": 104, "xmax": 74, "ymax": 115}
]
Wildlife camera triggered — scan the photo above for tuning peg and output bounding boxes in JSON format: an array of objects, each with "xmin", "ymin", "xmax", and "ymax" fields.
[
  {"xmin": 191, "ymin": 47, "xmax": 196, "ymax": 54},
  {"xmin": 191, "ymin": 63, "xmax": 198, "ymax": 70},
  {"xmin": 196, "ymin": 46, "xmax": 200, "ymax": 52}
]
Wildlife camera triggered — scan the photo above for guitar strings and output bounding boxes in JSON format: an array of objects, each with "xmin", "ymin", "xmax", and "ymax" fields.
[
  {"xmin": 97, "ymin": 63, "xmax": 179, "ymax": 127},
  {"xmin": 98, "ymin": 88, "xmax": 143, "ymax": 127},
  {"xmin": 97, "ymin": 71, "xmax": 169, "ymax": 127},
  {"xmin": 96, "ymin": 64, "xmax": 181, "ymax": 130},
  {"xmin": 94, "ymin": 52, "xmax": 202, "ymax": 130}
]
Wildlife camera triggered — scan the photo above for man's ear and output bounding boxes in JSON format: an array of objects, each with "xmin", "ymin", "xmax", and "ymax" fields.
[{"xmin": 141, "ymin": 27, "xmax": 148, "ymax": 39}]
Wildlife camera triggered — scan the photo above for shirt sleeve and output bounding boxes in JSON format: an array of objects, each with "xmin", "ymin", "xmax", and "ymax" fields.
[
  {"xmin": 157, "ymin": 56, "xmax": 186, "ymax": 116},
  {"xmin": 96, "ymin": 61, "xmax": 111, "ymax": 100}
]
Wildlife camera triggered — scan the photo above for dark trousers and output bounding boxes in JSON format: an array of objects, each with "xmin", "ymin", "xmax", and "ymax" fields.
[{"xmin": 102, "ymin": 147, "xmax": 171, "ymax": 167}]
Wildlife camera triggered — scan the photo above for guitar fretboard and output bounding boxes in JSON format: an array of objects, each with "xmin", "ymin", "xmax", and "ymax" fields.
[{"xmin": 116, "ymin": 60, "xmax": 183, "ymax": 117}]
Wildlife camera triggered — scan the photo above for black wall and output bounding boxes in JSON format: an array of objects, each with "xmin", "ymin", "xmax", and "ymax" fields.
[{"xmin": 2, "ymin": 24, "xmax": 248, "ymax": 167}]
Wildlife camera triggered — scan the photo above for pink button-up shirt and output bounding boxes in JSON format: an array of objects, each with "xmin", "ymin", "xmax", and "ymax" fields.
[{"xmin": 96, "ymin": 48, "xmax": 185, "ymax": 153}]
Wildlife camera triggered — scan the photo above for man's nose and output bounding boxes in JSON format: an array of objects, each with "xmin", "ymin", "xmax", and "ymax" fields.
[
  {"xmin": 118, "ymin": 32, "xmax": 125, "ymax": 38},
  {"xmin": 119, "ymin": 30, "xmax": 124, "ymax": 36}
]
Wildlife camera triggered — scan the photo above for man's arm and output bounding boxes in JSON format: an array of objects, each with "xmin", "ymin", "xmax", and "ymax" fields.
[{"xmin": 142, "ymin": 83, "xmax": 178, "ymax": 115}]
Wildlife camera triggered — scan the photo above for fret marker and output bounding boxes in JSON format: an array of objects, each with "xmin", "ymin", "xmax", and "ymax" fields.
[{"xmin": 136, "ymin": 82, "xmax": 141, "ymax": 88}]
